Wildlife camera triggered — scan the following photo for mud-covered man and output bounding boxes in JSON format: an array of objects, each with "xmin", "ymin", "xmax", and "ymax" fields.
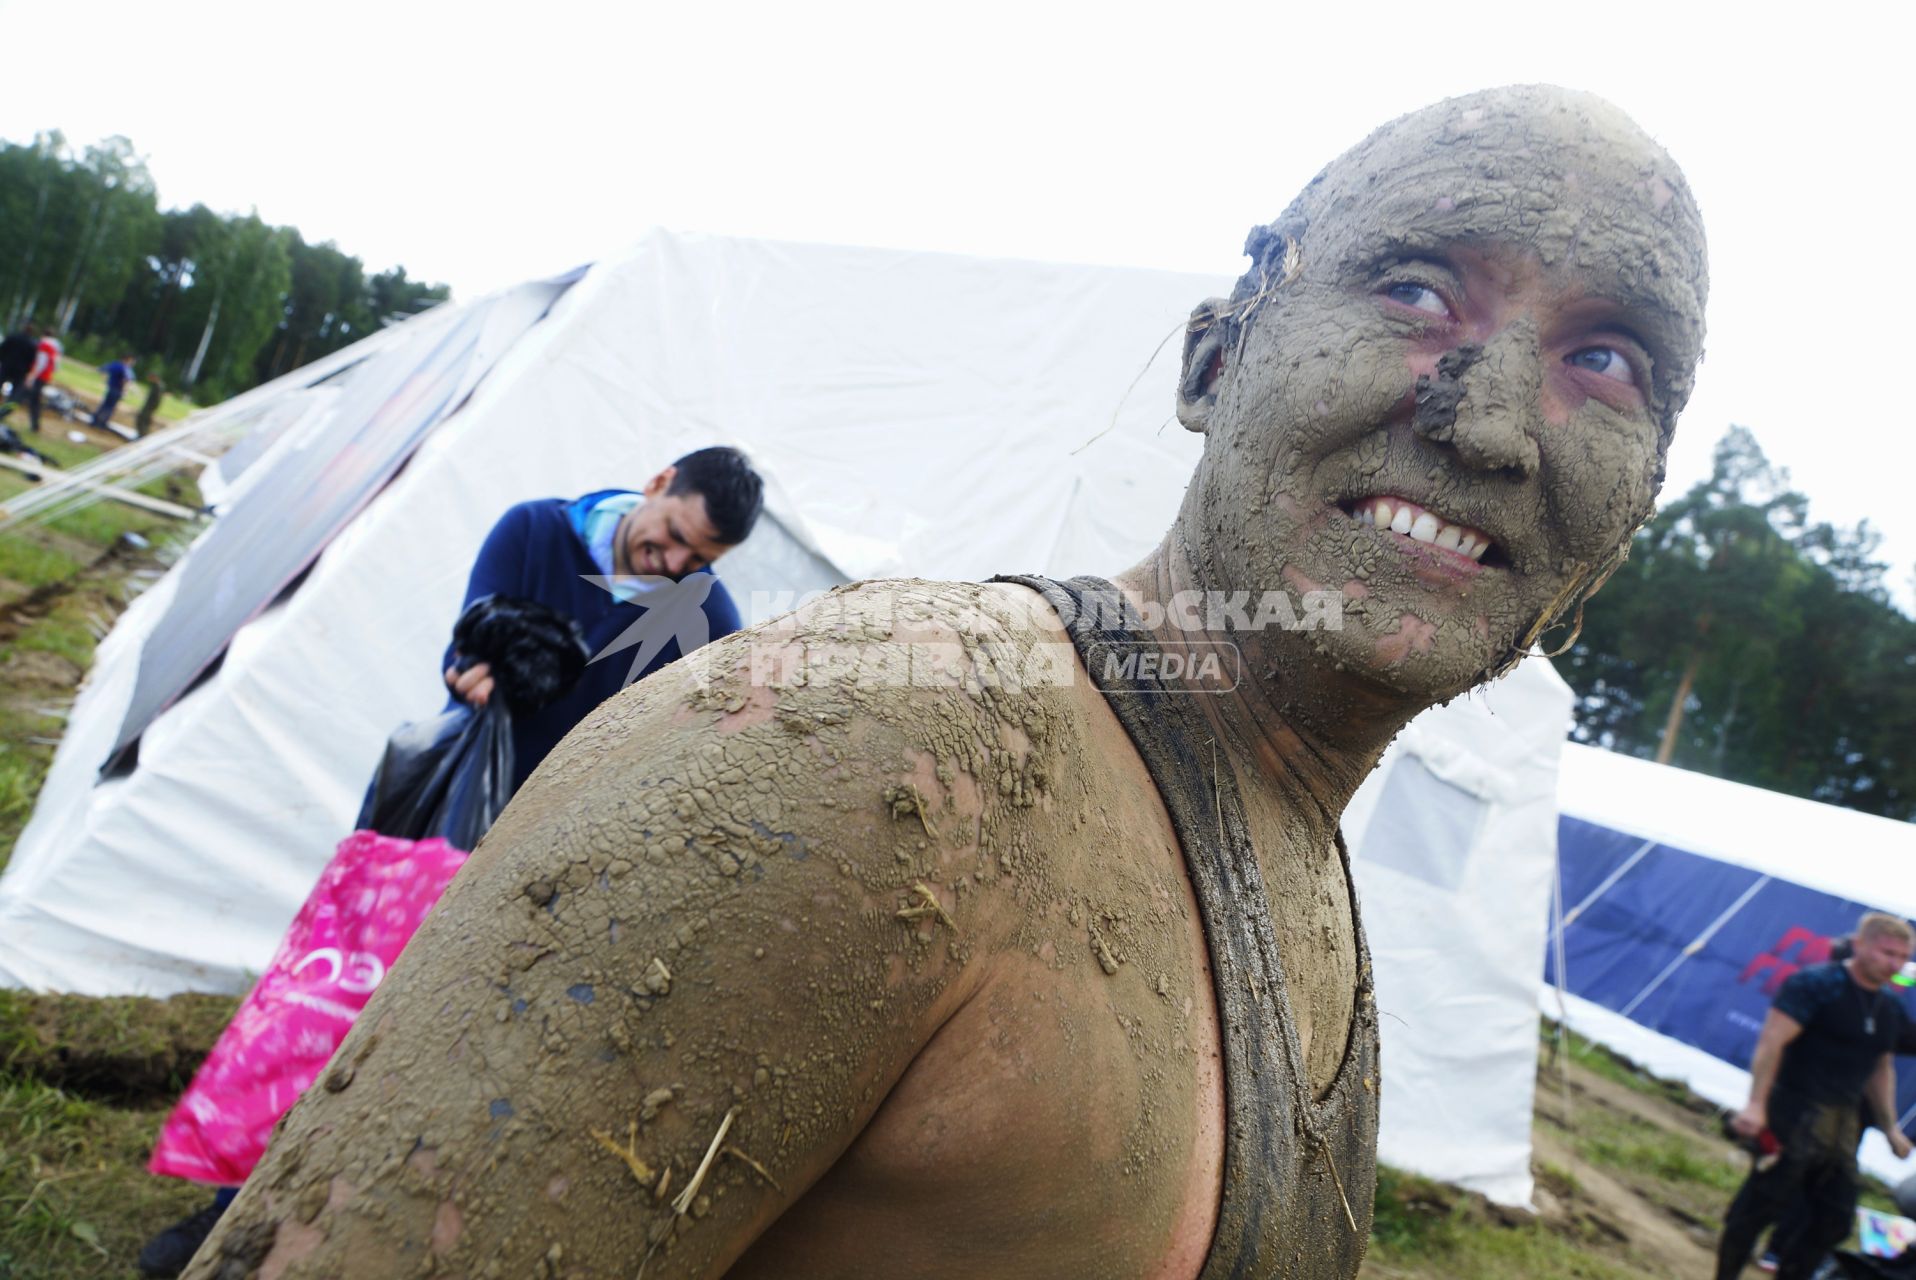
[
  {"xmin": 1717, "ymin": 913, "xmax": 1915, "ymax": 1280},
  {"xmin": 187, "ymin": 85, "xmax": 1708, "ymax": 1280}
]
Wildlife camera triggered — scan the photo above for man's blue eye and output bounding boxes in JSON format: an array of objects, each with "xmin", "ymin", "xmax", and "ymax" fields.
[
  {"xmin": 1384, "ymin": 282, "xmax": 1448, "ymax": 316},
  {"xmin": 1567, "ymin": 346, "xmax": 1636, "ymax": 385}
]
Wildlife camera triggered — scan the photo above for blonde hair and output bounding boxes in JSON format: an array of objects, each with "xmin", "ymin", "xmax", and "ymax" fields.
[{"xmin": 1856, "ymin": 912, "xmax": 1915, "ymax": 946}]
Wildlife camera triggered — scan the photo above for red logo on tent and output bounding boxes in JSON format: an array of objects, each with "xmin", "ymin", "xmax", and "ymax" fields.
[{"xmin": 1738, "ymin": 927, "xmax": 1833, "ymax": 995}]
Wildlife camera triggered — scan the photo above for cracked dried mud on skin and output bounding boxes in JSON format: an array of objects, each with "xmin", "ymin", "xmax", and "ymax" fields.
[
  {"xmin": 185, "ymin": 581, "xmax": 1231, "ymax": 1278},
  {"xmin": 1185, "ymin": 84, "xmax": 1706, "ymax": 709},
  {"xmin": 1411, "ymin": 343, "xmax": 1484, "ymax": 438}
]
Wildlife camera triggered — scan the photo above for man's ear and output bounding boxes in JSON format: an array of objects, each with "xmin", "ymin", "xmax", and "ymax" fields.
[
  {"xmin": 1176, "ymin": 299, "xmax": 1229, "ymax": 435},
  {"xmin": 643, "ymin": 465, "xmax": 677, "ymax": 498}
]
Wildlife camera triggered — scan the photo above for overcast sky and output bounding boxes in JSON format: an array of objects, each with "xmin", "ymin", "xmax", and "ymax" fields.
[{"xmin": 4, "ymin": 0, "xmax": 1908, "ymax": 608}]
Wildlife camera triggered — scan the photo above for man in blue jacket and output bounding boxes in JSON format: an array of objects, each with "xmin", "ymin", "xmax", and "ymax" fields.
[
  {"xmin": 442, "ymin": 445, "xmax": 762, "ymax": 790},
  {"xmin": 137, "ymin": 444, "xmax": 762, "ymax": 1278},
  {"xmin": 93, "ymin": 355, "xmax": 136, "ymax": 428}
]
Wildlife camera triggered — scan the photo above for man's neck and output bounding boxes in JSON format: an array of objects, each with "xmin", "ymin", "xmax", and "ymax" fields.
[
  {"xmin": 1845, "ymin": 958, "xmax": 1885, "ymax": 992},
  {"xmin": 1109, "ymin": 533, "xmax": 1416, "ymax": 849}
]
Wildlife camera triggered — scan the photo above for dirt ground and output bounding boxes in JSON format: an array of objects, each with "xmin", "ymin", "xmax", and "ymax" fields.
[
  {"xmin": 1368, "ymin": 1035, "xmax": 1909, "ymax": 1280},
  {"xmin": 1527, "ymin": 1049, "xmax": 1731, "ymax": 1276},
  {"xmin": 1357, "ymin": 1043, "xmax": 1733, "ymax": 1280}
]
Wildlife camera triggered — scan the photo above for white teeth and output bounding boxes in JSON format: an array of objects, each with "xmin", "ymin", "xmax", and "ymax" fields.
[{"xmin": 1353, "ymin": 495, "xmax": 1497, "ymax": 563}]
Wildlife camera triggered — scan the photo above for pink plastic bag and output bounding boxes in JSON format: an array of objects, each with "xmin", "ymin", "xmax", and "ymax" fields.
[{"xmin": 148, "ymin": 830, "xmax": 468, "ymax": 1185}]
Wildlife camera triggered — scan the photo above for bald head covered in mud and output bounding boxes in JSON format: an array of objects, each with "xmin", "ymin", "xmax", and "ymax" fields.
[
  {"xmin": 189, "ymin": 87, "xmax": 1706, "ymax": 1280},
  {"xmin": 1177, "ymin": 86, "xmax": 1706, "ymax": 707}
]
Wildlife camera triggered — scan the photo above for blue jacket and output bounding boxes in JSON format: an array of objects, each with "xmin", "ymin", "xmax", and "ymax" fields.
[{"xmin": 444, "ymin": 492, "xmax": 742, "ymax": 790}]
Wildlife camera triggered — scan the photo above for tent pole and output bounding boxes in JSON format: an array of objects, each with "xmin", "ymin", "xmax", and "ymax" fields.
[{"xmin": 1550, "ymin": 846, "xmax": 1574, "ymax": 1126}]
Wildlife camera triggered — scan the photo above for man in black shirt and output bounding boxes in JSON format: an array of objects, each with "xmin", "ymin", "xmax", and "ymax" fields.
[
  {"xmin": 1761, "ymin": 934, "xmax": 1916, "ymax": 1272},
  {"xmin": 1717, "ymin": 913, "xmax": 1916, "ymax": 1280},
  {"xmin": 0, "ymin": 327, "xmax": 37, "ymax": 398}
]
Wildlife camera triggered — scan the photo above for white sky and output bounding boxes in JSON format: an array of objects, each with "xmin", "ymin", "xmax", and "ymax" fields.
[{"xmin": 5, "ymin": 0, "xmax": 1910, "ymax": 608}]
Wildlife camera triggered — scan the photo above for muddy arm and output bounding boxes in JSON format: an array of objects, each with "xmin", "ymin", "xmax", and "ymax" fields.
[{"xmin": 185, "ymin": 598, "xmax": 1021, "ymax": 1280}]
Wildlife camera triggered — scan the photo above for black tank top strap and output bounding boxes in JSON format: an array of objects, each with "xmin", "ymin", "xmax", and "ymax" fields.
[{"xmin": 990, "ymin": 573, "xmax": 1378, "ymax": 1279}]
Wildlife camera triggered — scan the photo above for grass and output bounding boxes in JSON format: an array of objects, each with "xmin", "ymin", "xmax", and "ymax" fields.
[
  {"xmin": 8, "ymin": 435, "xmax": 104, "ymax": 471},
  {"xmin": 1537, "ymin": 1159, "xmax": 1584, "ymax": 1197},
  {"xmin": 0, "ymin": 990, "xmax": 239, "ymax": 1279},
  {"xmin": 1572, "ymin": 1109, "xmax": 1743, "ymax": 1196},
  {"xmin": 40, "ymin": 362, "xmax": 195, "ymax": 427},
  {"xmin": 0, "ymin": 535, "xmax": 79, "ymax": 593},
  {"xmin": 0, "ymin": 750, "xmax": 40, "ymax": 845},
  {"xmin": 0, "ymin": 991, "xmax": 242, "ymax": 1098},
  {"xmin": 2, "ymin": 421, "xmax": 204, "ymax": 514},
  {"xmin": 9, "ymin": 612, "xmax": 95, "ymax": 669},
  {"xmin": 1368, "ymin": 1165, "xmax": 1650, "ymax": 1280},
  {"xmin": 0, "ymin": 425, "xmax": 206, "ymax": 873},
  {"xmin": 0, "ymin": 1074, "xmax": 208, "ymax": 1280},
  {"xmin": 1546, "ymin": 1022, "xmax": 1708, "ymax": 1114}
]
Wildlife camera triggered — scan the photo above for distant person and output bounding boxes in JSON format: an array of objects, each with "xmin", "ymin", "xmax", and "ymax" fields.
[
  {"xmin": 1718, "ymin": 913, "xmax": 1916, "ymax": 1280},
  {"xmin": 1760, "ymin": 931, "xmax": 1916, "ymax": 1273},
  {"xmin": 436, "ymin": 445, "xmax": 763, "ymax": 792},
  {"xmin": 92, "ymin": 355, "xmax": 135, "ymax": 427},
  {"xmin": 134, "ymin": 372, "xmax": 165, "ymax": 437},
  {"xmin": 21, "ymin": 334, "xmax": 60, "ymax": 433},
  {"xmin": 135, "ymin": 445, "xmax": 766, "ymax": 1278},
  {"xmin": 0, "ymin": 325, "xmax": 36, "ymax": 399}
]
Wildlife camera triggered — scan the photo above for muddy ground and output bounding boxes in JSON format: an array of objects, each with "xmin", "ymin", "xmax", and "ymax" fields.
[{"xmin": 1362, "ymin": 1041, "xmax": 1735, "ymax": 1280}]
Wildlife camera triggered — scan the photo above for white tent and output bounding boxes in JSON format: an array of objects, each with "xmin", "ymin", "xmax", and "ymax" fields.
[
  {"xmin": 1548, "ymin": 743, "xmax": 1916, "ymax": 1187},
  {"xmin": 1346, "ymin": 660, "xmax": 1574, "ymax": 1206},
  {"xmin": 0, "ymin": 230, "xmax": 1573, "ymax": 1205}
]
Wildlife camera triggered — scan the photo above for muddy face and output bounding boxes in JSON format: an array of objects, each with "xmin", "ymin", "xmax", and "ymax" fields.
[{"xmin": 1178, "ymin": 85, "xmax": 1708, "ymax": 702}]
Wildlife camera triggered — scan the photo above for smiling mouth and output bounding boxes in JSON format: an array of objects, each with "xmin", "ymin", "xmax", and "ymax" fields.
[{"xmin": 1338, "ymin": 496, "xmax": 1503, "ymax": 566}]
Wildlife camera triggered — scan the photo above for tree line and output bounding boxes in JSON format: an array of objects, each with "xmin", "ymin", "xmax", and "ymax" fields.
[
  {"xmin": 1559, "ymin": 426, "xmax": 1916, "ymax": 821},
  {"xmin": 0, "ymin": 132, "xmax": 449, "ymax": 405}
]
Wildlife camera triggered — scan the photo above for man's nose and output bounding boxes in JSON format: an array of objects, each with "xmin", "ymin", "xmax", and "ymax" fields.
[
  {"xmin": 1417, "ymin": 320, "xmax": 1543, "ymax": 479},
  {"xmin": 666, "ymin": 547, "xmax": 693, "ymax": 575}
]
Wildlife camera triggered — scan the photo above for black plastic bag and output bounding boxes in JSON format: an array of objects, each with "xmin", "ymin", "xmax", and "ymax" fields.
[
  {"xmin": 356, "ymin": 596, "xmax": 590, "ymax": 849},
  {"xmin": 0, "ymin": 418, "xmax": 53, "ymax": 468},
  {"xmin": 357, "ymin": 702, "xmax": 514, "ymax": 850}
]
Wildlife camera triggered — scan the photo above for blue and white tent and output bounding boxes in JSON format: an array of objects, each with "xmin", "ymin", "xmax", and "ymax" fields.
[{"xmin": 1547, "ymin": 742, "xmax": 1916, "ymax": 1185}]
